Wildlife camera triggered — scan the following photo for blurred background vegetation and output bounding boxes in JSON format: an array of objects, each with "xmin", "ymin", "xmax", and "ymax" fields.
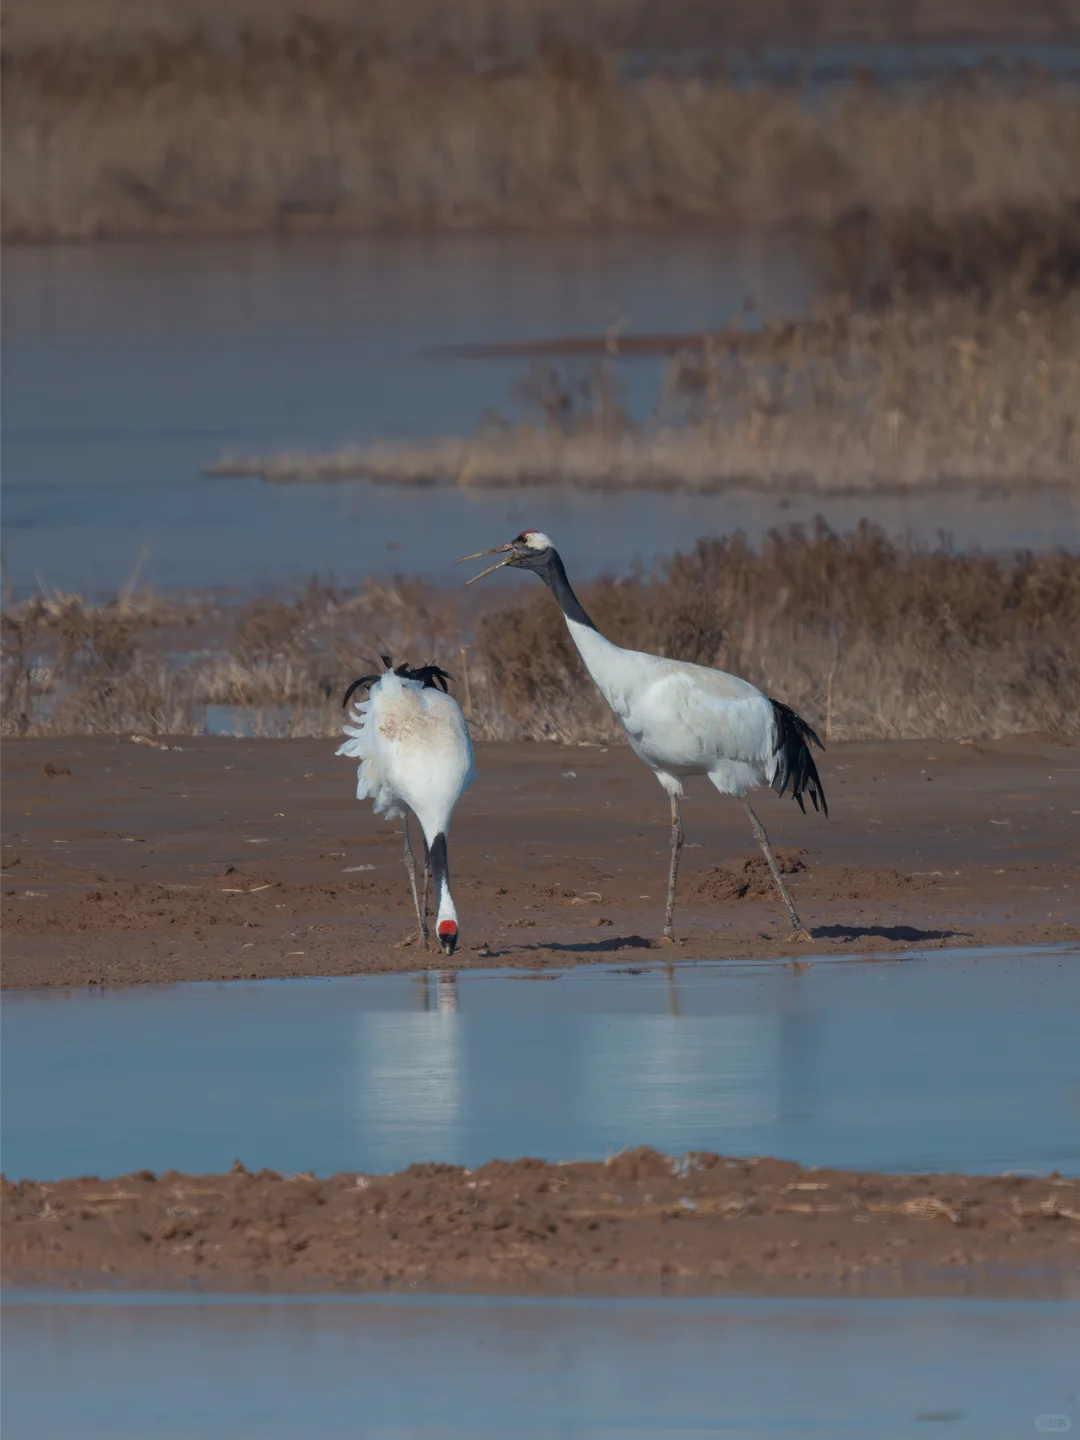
[{"xmin": 3, "ymin": 0, "xmax": 1078, "ymax": 740}]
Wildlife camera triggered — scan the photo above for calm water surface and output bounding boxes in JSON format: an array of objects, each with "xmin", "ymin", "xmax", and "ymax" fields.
[
  {"xmin": 3, "ymin": 1294, "xmax": 1077, "ymax": 1439},
  {"xmin": 3, "ymin": 947, "xmax": 1078, "ymax": 1181},
  {"xmin": 5, "ymin": 236, "xmax": 1075, "ymax": 598}
]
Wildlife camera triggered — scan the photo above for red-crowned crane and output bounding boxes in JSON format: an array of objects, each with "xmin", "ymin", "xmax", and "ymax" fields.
[
  {"xmin": 338, "ymin": 658, "xmax": 475, "ymax": 955},
  {"xmin": 460, "ymin": 532, "xmax": 826, "ymax": 942}
]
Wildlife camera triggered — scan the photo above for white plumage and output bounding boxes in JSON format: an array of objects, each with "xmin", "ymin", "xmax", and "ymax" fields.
[
  {"xmin": 564, "ymin": 628, "xmax": 778, "ymax": 795},
  {"xmin": 461, "ymin": 530, "xmax": 826, "ymax": 941},
  {"xmin": 337, "ymin": 662, "xmax": 475, "ymax": 954}
]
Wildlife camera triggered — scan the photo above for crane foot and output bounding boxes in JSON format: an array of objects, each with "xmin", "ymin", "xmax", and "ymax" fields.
[{"xmin": 788, "ymin": 927, "xmax": 813, "ymax": 945}]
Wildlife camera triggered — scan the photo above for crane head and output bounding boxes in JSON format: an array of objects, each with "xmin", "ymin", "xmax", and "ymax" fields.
[{"xmin": 458, "ymin": 531, "xmax": 555, "ymax": 585}]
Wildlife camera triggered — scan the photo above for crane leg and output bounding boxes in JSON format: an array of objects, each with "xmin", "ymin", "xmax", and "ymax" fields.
[
  {"xmin": 421, "ymin": 839, "xmax": 431, "ymax": 926},
  {"xmin": 740, "ymin": 798, "xmax": 812, "ymax": 943},
  {"xmin": 402, "ymin": 813, "xmax": 430, "ymax": 950},
  {"xmin": 661, "ymin": 794, "xmax": 684, "ymax": 942}
]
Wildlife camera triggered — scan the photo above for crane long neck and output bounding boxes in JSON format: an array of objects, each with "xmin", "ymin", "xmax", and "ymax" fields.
[
  {"xmin": 537, "ymin": 548, "xmax": 632, "ymax": 711},
  {"xmin": 429, "ymin": 830, "xmax": 459, "ymax": 953},
  {"xmin": 430, "ymin": 831, "xmax": 452, "ymax": 910},
  {"xmin": 540, "ymin": 549, "xmax": 598, "ymax": 631}
]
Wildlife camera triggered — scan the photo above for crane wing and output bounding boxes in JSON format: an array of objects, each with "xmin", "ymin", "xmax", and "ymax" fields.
[{"xmin": 622, "ymin": 669, "xmax": 773, "ymax": 772}]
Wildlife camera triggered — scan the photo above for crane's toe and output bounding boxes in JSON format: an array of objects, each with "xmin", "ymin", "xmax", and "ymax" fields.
[{"xmin": 789, "ymin": 926, "xmax": 814, "ymax": 945}]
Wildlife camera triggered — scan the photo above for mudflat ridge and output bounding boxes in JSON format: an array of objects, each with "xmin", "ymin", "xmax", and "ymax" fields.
[{"xmin": 4, "ymin": 1150, "xmax": 1078, "ymax": 1297}]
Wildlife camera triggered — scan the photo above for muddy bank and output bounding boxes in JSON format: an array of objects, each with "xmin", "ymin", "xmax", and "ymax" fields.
[
  {"xmin": 4, "ymin": 1149, "xmax": 1078, "ymax": 1297},
  {"xmin": 2, "ymin": 734, "xmax": 1078, "ymax": 988}
]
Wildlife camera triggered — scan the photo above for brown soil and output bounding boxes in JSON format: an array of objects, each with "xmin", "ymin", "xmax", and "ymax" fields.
[
  {"xmin": 2, "ymin": 735, "xmax": 1078, "ymax": 989},
  {"xmin": 4, "ymin": 1150, "xmax": 1078, "ymax": 1297}
]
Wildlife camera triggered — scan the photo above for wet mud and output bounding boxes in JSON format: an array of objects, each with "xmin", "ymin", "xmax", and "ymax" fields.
[
  {"xmin": 3, "ymin": 735, "xmax": 1078, "ymax": 988},
  {"xmin": 4, "ymin": 1150, "xmax": 1078, "ymax": 1297}
]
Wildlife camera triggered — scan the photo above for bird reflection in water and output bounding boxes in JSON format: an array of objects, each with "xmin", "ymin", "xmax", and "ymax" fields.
[
  {"xmin": 414, "ymin": 970, "xmax": 459, "ymax": 1012},
  {"xmin": 436, "ymin": 971, "xmax": 459, "ymax": 1013},
  {"xmin": 665, "ymin": 961, "xmax": 681, "ymax": 1018}
]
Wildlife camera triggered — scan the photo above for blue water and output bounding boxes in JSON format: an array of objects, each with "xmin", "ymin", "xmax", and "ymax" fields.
[
  {"xmin": 3, "ymin": 1294, "xmax": 1077, "ymax": 1439},
  {"xmin": 4, "ymin": 947, "xmax": 1078, "ymax": 1181},
  {"xmin": 1, "ymin": 232, "xmax": 813, "ymax": 598},
  {"xmin": 4, "ymin": 235, "xmax": 1077, "ymax": 600}
]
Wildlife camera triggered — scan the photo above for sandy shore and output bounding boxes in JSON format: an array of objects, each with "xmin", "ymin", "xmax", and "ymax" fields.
[
  {"xmin": 2, "ymin": 734, "xmax": 1078, "ymax": 988},
  {"xmin": 4, "ymin": 1150, "xmax": 1078, "ymax": 1297}
]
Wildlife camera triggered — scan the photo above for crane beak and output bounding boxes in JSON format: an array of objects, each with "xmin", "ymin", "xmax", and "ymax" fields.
[{"xmin": 457, "ymin": 543, "xmax": 516, "ymax": 586}]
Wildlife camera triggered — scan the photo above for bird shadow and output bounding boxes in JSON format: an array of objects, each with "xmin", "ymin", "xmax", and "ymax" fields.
[
  {"xmin": 519, "ymin": 934, "xmax": 655, "ymax": 955},
  {"xmin": 810, "ymin": 923, "xmax": 967, "ymax": 944}
]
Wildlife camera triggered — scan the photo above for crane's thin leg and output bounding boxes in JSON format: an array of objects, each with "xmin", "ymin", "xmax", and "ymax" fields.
[
  {"xmin": 661, "ymin": 794, "xmax": 684, "ymax": 942},
  {"xmin": 402, "ymin": 813, "xmax": 430, "ymax": 950},
  {"xmin": 741, "ymin": 798, "xmax": 811, "ymax": 943},
  {"xmin": 421, "ymin": 839, "xmax": 431, "ymax": 929}
]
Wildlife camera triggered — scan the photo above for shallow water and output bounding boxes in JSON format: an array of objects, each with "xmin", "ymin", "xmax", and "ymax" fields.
[
  {"xmin": 4, "ymin": 235, "xmax": 1076, "ymax": 599},
  {"xmin": 3, "ymin": 1293, "xmax": 1077, "ymax": 1439},
  {"xmin": 4, "ymin": 946, "xmax": 1078, "ymax": 1182},
  {"xmin": 2, "ymin": 232, "xmax": 807, "ymax": 597}
]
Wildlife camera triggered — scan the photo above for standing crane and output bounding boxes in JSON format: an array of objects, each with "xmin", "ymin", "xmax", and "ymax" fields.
[
  {"xmin": 338, "ymin": 657, "xmax": 475, "ymax": 955},
  {"xmin": 460, "ymin": 532, "xmax": 826, "ymax": 942}
]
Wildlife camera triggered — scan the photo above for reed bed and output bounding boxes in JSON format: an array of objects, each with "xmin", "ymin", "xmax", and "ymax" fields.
[
  {"xmin": 5, "ymin": 31, "xmax": 1080, "ymax": 239},
  {"xmin": 210, "ymin": 291, "xmax": 1080, "ymax": 494},
  {"xmin": 4, "ymin": 527, "xmax": 1077, "ymax": 743}
]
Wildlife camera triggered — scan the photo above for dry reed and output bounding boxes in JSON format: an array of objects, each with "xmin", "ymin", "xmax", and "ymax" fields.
[
  {"xmin": 5, "ymin": 27, "xmax": 1080, "ymax": 239},
  {"xmin": 210, "ymin": 291, "xmax": 1080, "ymax": 493},
  {"xmin": 4, "ymin": 527, "xmax": 1077, "ymax": 743},
  {"xmin": 475, "ymin": 524, "xmax": 1080, "ymax": 742}
]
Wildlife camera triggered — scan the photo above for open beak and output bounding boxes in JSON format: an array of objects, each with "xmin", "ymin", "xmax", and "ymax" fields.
[{"xmin": 457, "ymin": 543, "xmax": 515, "ymax": 586}]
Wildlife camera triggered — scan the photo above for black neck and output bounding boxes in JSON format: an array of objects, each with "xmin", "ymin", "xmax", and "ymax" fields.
[
  {"xmin": 429, "ymin": 832, "xmax": 450, "ymax": 897},
  {"xmin": 540, "ymin": 549, "xmax": 597, "ymax": 631}
]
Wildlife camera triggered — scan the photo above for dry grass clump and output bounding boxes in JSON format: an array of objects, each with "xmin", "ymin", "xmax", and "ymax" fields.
[
  {"xmin": 211, "ymin": 290, "xmax": 1080, "ymax": 493},
  {"xmin": 1, "ymin": 589, "xmax": 206, "ymax": 737},
  {"xmin": 475, "ymin": 524, "xmax": 1080, "ymax": 742},
  {"xmin": 5, "ymin": 36, "xmax": 1080, "ymax": 239},
  {"xmin": 827, "ymin": 203, "xmax": 1080, "ymax": 302},
  {"xmin": 0, "ymin": 577, "xmax": 467, "ymax": 739},
  {"xmin": 3, "ymin": 528, "xmax": 1077, "ymax": 743}
]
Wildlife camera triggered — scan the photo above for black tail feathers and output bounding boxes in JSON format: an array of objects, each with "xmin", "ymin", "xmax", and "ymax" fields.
[
  {"xmin": 769, "ymin": 699, "xmax": 828, "ymax": 818},
  {"xmin": 342, "ymin": 656, "xmax": 454, "ymax": 710}
]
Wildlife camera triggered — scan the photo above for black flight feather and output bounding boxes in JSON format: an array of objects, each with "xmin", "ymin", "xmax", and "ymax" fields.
[
  {"xmin": 396, "ymin": 662, "xmax": 453, "ymax": 693},
  {"xmin": 342, "ymin": 657, "xmax": 454, "ymax": 709},
  {"xmin": 769, "ymin": 699, "xmax": 828, "ymax": 818}
]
